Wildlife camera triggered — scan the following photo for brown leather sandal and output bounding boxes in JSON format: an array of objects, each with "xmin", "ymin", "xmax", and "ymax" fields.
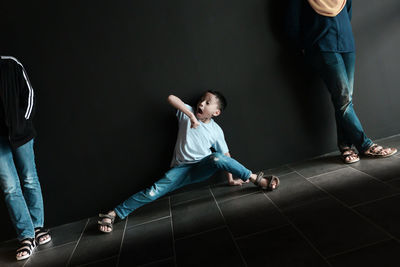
[
  {"xmin": 363, "ymin": 144, "xmax": 397, "ymax": 158},
  {"xmin": 253, "ymin": 171, "xmax": 280, "ymax": 191},
  {"xmin": 340, "ymin": 146, "xmax": 360, "ymax": 164}
]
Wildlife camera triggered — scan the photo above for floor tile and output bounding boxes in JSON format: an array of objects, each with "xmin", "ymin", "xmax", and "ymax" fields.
[
  {"xmin": 171, "ymin": 195, "xmax": 225, "ymax": 239},
  {"xmin": 170, "ymin": 186, "xmax": 211, "ymax": 206},
  {"xmin": 289, "ymin": 155, "xmax": 346, "ymax": 178},
  {"xmin": 25, "ymin": 242, "xmax": 75, "ymax": 267},
  {"xmin": 328, "ymin": 239, "xmax": 400, "ymax": 267},
  {"xmin": 79, "ymin": 256, "xmax": 118, "ymax": 267},
  {"xmin": 0, "ymin": 239, "xmax": 26, "ymax": 267},
  {"xmin": 219, "ymin": 192, "xmax": 287, "ymax": 238},
  {"xmin": 386, "ymin": 178, "xmax": 400, "ymax": 189},
  {"xmin": 210, "ymin": 182, "xmax": 260, "ymax": 204},
  {"xmin": 68, "ymin": 217, "xmax": 124, "ymax": 266},
  {"xmin": 36, "ymin": 219, "xmax": 88, "ymax": 252},
  {"xmin": 309, "ymin": 168, "xmax": 398, "ymax": 206},
  {"xmin": 137, "ymin": 258, "xmax": 175, "ymax": 267},
  {"xmin": 175, "ymin": 227, "xmax": 244, "ymax": 267},
  {"xmin": 355, "ymin": 195, "xmax": 400, "ymax": 239},
  {"xmin": 284, "ymin": 198, "xmax": 388, "ymax": 257},
  {"xmin": 350, "ymin": 156, "xmax": 400, "ymax": 181},
  {"xmin": 266, "ymin": 172, "xmax": 329, "ymax": 210},
  {"xmin": 262, "ymin": 165, "xmax": 294, "ymax": 177},
  {"xmin": 126, "ymin": 198, "xmax": 170, "ymax": 229},
  {"xmin": 119, "ymin": 218, "xmax": 173, "ymax": 266},
  {"xmin": 237, "ymin": 225, "xmax": 328, "ymax": 267}
]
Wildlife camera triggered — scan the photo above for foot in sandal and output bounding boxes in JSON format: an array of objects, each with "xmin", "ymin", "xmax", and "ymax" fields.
[
  {"xmin": 363, "ymin": 144, "xmax": 397, "ymax": 158},
  {"xmin": 250, "ymin": 171, "xmax": 280, "ymax": 191},
  {"xmin": 35, "ymin": 227, "xmax": 51, "ymax": 245},
  {"xmin": 16, "ymin": 238, "xmax": 36, "ymax": 261},
  {"xmin": 98, "ymin": 210, "xmax": 117, "ymax": 233},
  {"xmin": 340, "ymin": 146, "xmax": 360, "ymax": 164}
]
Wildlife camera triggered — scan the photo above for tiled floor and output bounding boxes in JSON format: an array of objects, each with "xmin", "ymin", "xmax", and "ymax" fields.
[{"xmin": 1, "ymin": 135, "xmax": 400, "ymax": 266}]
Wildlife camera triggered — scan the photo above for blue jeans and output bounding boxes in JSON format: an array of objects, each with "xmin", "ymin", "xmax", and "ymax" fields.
[
  {"xmin": 115, "ymin": 152, "xmax": 252, "ymax": 219},
  {"xmin": 0, "ymin": 137, "xmax": 44, "ymax": 240},
  {"xmin": 307, "ymin": 51, "xmax": 373, "ymax": 153}
]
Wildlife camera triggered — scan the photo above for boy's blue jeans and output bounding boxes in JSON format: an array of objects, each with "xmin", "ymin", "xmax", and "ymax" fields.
[
  {"xmin": 0, "ymin": 137, "xmax": 44, "ymax": 240},
  {"xmin": 115, "ymin": 152, "xmax": 252, "ymax": 219},
  {"xmin": 307, "ymin": 51, "xmax": 373, "ymax": 153}
]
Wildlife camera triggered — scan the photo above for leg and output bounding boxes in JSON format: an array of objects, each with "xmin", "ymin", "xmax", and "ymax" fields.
[
  {"xmin": 13, "ymin": 139, "xmax": 50, "ymax": 244},
  {"xmin": 309, "ymin": 51, "xmax": 373, "ymax": 153},
  {"xmin": 189, "ymin": 153, "xmax": 279, "ymax": 190},
  {"xmin": 0, "ymin": 138, "xmax": 35, "ymax": 259},
  {"xmin": 99, "ymin": 165, "xmax": 192, "ymax": 233}
]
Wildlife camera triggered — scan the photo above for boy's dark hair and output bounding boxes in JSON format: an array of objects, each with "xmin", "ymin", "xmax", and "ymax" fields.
[{"xmin": 207, "ymin": 90, "xmax": 227, "ymax": 111}]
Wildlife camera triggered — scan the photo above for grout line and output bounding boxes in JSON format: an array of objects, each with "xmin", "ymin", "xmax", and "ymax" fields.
[
  {"xmin": 326, "ymin": 238, "xmax": 393, "ymax": 260},
  {"xmin": 261, "ymin": 189, "xmax": 333, "ymax": 267},
  {"xmin": 209, "ymin": 188, "xmax": 248, "ymax": 267},
  {"xmin": 174, "ymin": 225, "xmax": 227, "ymax": 242},
  {"xmin": 305, "ymin": 166, "xmax": 351, "ymax": 180},
  {"xmin": 234, "ymin": 223, "xmax": 291, "ymax": 241},
  {"xmin": 116, "ymin": 215, "xmax": 128, "ymax": 267},
  {"xmin": 350, "ymin": 193, "xmax": 400, "ymax": 208},
  {"xmin": 171, "ymin": 194, "xmax": 212, "ymax": 207},
  {"xmin": 137, "ymin": 257, "xmax": 175, "ymax": 267},
  {"xmin": 76, "ymin": 255, "xmax": 118, "ymax": 267},
  {"xmin": 66, "ymin": 218, "xmax": 90, "ymax": 267},
  {"xmin": 348, "ymin": 165, "xmax": 400, "ymax": 191},
  {"xmin": 126, "ymin": 215, "xmax": 171, "ymax": 230},
  {"xmin": 217, "ymin": 190, "xmax": 261, "ymax": 204},
  {"xmin": 300, "ymin": 171, "xmax": 400, "ymax": 243},
  {"xmin": 169, "ymin": 197, "xmax": 177, "ymax": 267},
  {"xmin": 35, "ymin": 240, "xmax": 78, "ymax": 254}
]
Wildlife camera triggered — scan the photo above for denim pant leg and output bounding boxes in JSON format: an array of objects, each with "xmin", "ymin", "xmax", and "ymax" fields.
[
  {"xmin": 187, "ymin": 153, "xmax": 252, "ymax": 184},
  {"xmin": 114, "ymin": 165, "xmax": 192, "ymax": 219},
  {"xmin": 0, "ymin": 137, "xmax": 35, "ymax": 240},
  {"xmin": 13, "ymin": 139, "xmax": 44, "ymax": 229},
  {"xmin": 309, "ymin": 51, "xmax": 373, "ymax": 153}
]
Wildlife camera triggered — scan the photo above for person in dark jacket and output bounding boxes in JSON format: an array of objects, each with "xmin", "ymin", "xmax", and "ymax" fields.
[
  {"xmin": 0, "ymin": 56, "xmax": 51, "ymax": 260},
  {"xmin": 286, "ymin": 0, "xmax": 397, "ymax": 163}
]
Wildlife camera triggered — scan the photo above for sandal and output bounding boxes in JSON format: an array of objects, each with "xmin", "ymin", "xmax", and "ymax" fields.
[
  {"xmin": 98, "ymin": 213, "xmax": 116, "ymax": 233},
  {"xmin": 340, "ymin": 146, "xmax": 360, "ymax": 164},
  {"xmin": 35, "ymin": 227, "xmax": 51, "ymax": 245},
  {"xmin": 363, "ymin": 144, "xmax": 397, "ymax": 158},
  {"xmin": 253, "ymin": 171, "xmax": 280, "ymax": 191},
  {"xmin": 16, "ymin": 238, "xmax": 36, "ymax": 261}
]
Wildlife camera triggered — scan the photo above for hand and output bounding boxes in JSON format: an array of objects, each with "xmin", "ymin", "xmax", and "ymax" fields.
[
  {"xmin": 190, "ymin": 115, "xmax": 200, "ymax": 129},
  {"xmin": 228, "ymin": 179, "xmax": 249, "ymax": 186}
]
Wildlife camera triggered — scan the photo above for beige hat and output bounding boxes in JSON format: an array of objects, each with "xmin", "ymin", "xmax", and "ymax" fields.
[{"xmin": 307, "ymin": 0, "xmax": 347, "ymax": 17}]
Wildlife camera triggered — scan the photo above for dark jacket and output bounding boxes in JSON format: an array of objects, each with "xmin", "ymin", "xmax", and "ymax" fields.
[
  {"xmin": 286, "ymin": 0, "xmax": 354, "ymax": 53},
  {"xmin": 0, "ymin": 56, "xmax": 36, "ymax": 149}
]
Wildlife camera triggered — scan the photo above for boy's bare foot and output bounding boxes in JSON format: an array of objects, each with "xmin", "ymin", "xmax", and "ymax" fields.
[
  {"xmin": 98, "ymin": 211, "xmax": 116, "ymax": 233},
  {"xmin": 363, "ymin": 144, "xmax": 397, "ymax": 158}
]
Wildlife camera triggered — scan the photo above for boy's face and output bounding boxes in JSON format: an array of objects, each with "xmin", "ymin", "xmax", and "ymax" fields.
[{"xmin": 195, "ymin": 92, "xmax": 221, "ymax": 122}]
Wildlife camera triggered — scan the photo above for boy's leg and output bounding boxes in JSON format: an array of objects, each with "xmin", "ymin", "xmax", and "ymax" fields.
[
  {"xmin": 0, "ymin": 137, "xmax": 35, "ymax": 241},
  {"xmin": 188, "ymin": 152, "xmax": 252, "ymax": 183},
  {"xmin": 113, "ymin": 165, "xmax": 192, "ymax": 220}
]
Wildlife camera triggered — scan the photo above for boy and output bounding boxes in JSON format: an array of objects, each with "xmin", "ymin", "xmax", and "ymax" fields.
[
  {"xmin": 98, "ymin": 91, "xmax": 279, "ymax": 232},
  {"xmin": 0, "ymin": 56, "xmax": 51, "ymax": 260}
]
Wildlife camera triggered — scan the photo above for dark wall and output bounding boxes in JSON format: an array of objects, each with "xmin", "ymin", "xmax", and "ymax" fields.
[{"xmin": 1, "ymin": 0, "xmax": 399, "ymax": 241}]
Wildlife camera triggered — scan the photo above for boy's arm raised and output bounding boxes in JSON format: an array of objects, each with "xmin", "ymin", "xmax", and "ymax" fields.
[{"xmin": 167, "ymin": 95, "xmax": 200, "ymax": 128}]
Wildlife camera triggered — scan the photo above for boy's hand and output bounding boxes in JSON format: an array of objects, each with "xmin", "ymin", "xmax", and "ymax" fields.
[
  {"xmin": 228, "ymin": 179, "xmax": 249, "ymax": 186},
  {"xmin": 190, "ymin": 115, "xmax": 200, "ymax": 129}
]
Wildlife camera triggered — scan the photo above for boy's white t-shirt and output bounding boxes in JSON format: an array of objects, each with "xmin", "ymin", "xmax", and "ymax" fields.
[{"xmin": 170, "ymin": 104, "xmax": 229, "ymax": 167}]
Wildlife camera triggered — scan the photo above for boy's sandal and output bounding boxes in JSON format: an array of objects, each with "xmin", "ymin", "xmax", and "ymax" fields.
[
  {"xmin": 363, "ymin": 144, "xmax": 398, "ymax": 158},
  {"xmin": 16, "ymin": 238, "xmax": 36, "ymax": 261},
  {"xmin": 98, "ymin": 213, "xmax": 115, "ymax": 233},
  {"xmin": 34, "ymin": 227, "xmax": 51, "ymax": 245},
  {"xmin": 254, "ymin": 171, "xmax": 280, "ymax": 191},
  {"xmin": 340, "ymin": 147, "xmax": 360, "ymax": 164}
]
